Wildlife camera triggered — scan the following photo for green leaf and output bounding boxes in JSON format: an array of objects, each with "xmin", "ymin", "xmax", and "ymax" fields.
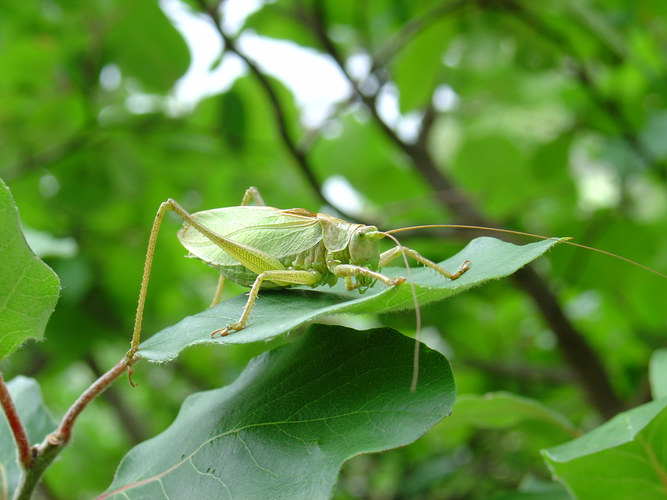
[
  {"xmin": 138, "ymin": 237, "xmax": 560, "ymax": 363},
  {"xmin": 650, "ymin": 349, "xmax": 667, "ymax": 400},
  {"xmin": 219, "ymin": 89, "xmax": 247, "ymax": 151},
  {"xmin": 542, "ymin": 398, "xmax": 667, "ymax": 500},
  {"xmin": 0, "ymin": 376, "xmax": 57, "ymax": 499},
  {"xmin": 392, "ymin": 17, "xmax": 453, "ymax": 113},
  {"xmin": 0, "ymin": 179, "xmax": 60, "ymax": 360},
  {"xmin": 102, "ymin": 324, "xmax": 455, "ymax": 499},
  {"xmin": 489, "ymin": 484, "xmax": 572, "ymax": 500},
  {"xmin": 106, "ymin": 0, "xmax": 190, "ymax": 93},
  {"xmin": 489, "ymin": 473, "xmax": 573, "ymax": 500},
  {"xmin": 449, "ymin": 392, "xmax": 578, "ymax": 442},
  {"xmin": 243, "ymin": 1, "xmax": 319, "ymax": 49},
  {"xmin": 453, "ymin": 136, "xmax": 532, "ymax": 217}
]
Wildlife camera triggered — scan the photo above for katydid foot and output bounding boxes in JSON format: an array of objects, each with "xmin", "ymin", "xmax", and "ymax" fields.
[{"xmin": 210, "ymin": 323, "xmax": 243, "ymax": 337}]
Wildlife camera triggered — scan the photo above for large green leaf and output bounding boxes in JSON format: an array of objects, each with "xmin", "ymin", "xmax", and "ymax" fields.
[
  {"xmin": 138, "ymin": 237, "xmax": 560, "ymax": 363},
  {"xmin": 449, "ymin": 392, "xmax": 578, "ymax": 443},
  {"xmin": 542, "ymin": 398, "xmax": 667, "ymax": 500},
  {"xmin": 0, "ymin": 376, "xmax": 57, "ymax": 499},
  {"xmin": 0, "ymin": 179, "xmax": 60, "ymax": 360},
  {"xmin": 101, "ymin": 324, "xmax": 455, "ymax": 499}
]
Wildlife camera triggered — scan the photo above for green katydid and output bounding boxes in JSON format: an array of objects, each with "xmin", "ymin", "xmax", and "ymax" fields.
[
  {"xmin": 124, "ymin": 187, "xmax": 470, "ymax": 384},
  {"xmin": 124, "ymin": 187, "xmax": 667, "ymax": 387}
]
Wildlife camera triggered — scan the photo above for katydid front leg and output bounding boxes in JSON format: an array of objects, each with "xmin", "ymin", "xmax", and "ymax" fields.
[
  {"xmin": 126, "ymin": 192, "xmax": 276, "ymax": 369},
  {"xmin": 333, "ymin": 264, "xmax": 406, "ymax": 288},
  {"xmin": 379, "ymin": 246, "xmax": 470, "ymax": 280}
]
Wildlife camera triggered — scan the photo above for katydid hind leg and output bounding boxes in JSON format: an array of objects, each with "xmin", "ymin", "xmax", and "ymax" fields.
[
  {"xmin": 126, "ymin": 199, "xmax": 178, "ymax": 372},
  {"xmin": 241, "ymin": 186, "xmax": 266, "ymax": 207},
  {"xmin": 126, "ymin": 197, "xmax": 263, "ymax": 371},
  {"xmin": 211, "ymin": 268, "xmax": 322, "ymax": 337}
]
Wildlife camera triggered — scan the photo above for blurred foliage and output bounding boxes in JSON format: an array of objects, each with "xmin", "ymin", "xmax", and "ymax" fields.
[{"xmin": 0, "ymin": 0, "xmax": 666, "ymax": 498}]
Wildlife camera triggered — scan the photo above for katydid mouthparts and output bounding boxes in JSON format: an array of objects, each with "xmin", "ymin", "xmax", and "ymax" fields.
[{"xmin": 124, "ymin": 187, "xmax": 666, "ymax": 389}]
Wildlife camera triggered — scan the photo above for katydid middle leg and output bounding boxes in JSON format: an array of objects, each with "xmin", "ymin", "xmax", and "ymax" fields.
[{"xmin": 211, "ymin": 268, "xmax": 322, "ymax": 336}]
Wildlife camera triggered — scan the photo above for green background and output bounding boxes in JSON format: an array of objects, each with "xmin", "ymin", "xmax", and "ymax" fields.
[{"xmin": 1, "ymin": 0, "xmax": 666, "ymax": 498}]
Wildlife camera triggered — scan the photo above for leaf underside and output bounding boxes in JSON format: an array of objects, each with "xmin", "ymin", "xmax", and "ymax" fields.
[
  {"xmin": 138, "ymin": 237, "xmax": 560, "ymax": 363},
  {"xmin": 0, "ymin": 377, "xmax": 57, "ymax": 499},
  {"xmin": 102, "ymin": 325, "xmax": 455, "ymax": 500}
]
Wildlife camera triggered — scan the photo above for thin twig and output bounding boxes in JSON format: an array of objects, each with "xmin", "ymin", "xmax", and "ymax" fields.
[
  {"xmin": 3, "ymin": 132, "xmax": 94, "ymax": 182},
  {"xmin": 53, "ymin": 358, "xmax": 127, "ymax": 443},
  {"xmin": 14, "ymin": 359, "xmax": 127, "ymax": 500},
  {"xmin": 0, "ymin": 372, "xmax": 32, "ymax": 469},
  {"xmin": 370, "ymin": 0, "xmax": 469, "ymax": 72},
  {"xmin": 86, "ymin": 356, "xmax": 147, "ymax": 444}
]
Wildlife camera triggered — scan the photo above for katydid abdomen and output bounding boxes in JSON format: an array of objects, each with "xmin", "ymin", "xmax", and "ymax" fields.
[{"xmin": 177, "ymin": 206, "xmax": 336, "ymax": 289}]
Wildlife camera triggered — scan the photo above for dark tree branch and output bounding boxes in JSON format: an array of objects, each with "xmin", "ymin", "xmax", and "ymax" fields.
[
  {"xmin": 309, "ymin": 1, "xmax": 623, "ymax": 418},
  {"xmin": 416, "ymin": 102, "xmax": 437, "ymax": 152},
  {"xmin": 194, "ymin": 0, "xmax": 329, "ymax": 208}
]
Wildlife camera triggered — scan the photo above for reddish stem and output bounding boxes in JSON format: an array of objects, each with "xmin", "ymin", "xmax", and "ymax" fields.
[
  {"xmin": 51, "ymin": 358, "xmax": 127, "ymax": 443},
  {"xmin": 0, "ymin": 372, "xmax": 32, "ymax": 469}
]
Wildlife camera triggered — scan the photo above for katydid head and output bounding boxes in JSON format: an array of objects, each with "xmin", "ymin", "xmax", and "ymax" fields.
[{"xmin": 349, "ymin": 225, "xmax": 384, "ymax": 271}]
